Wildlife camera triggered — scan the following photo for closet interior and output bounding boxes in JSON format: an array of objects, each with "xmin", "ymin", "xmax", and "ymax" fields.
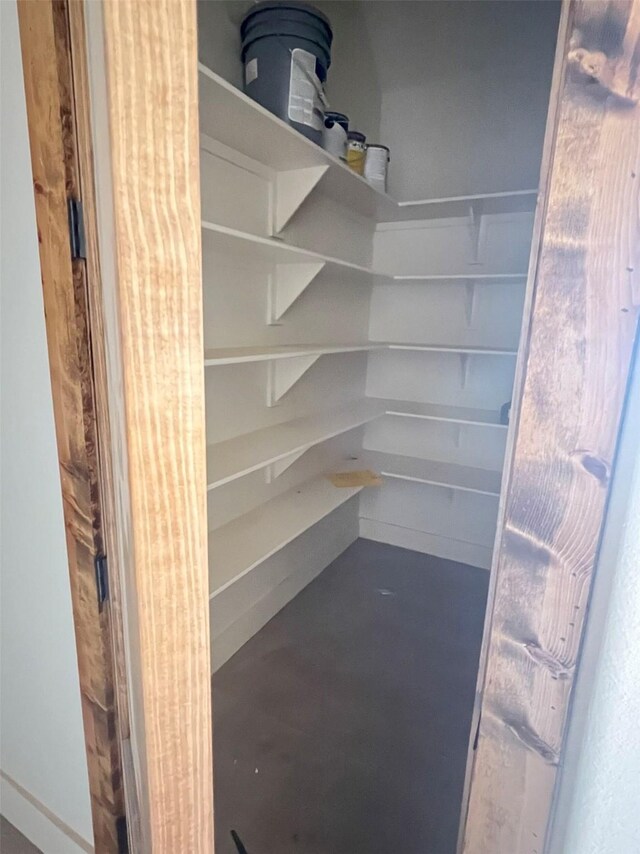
[{"xmin": 197, "ymin": 0, "xmax": 559, "ymax": 848}]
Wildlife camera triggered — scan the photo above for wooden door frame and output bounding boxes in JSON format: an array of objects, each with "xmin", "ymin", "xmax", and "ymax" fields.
[
  {"xmin": 18, "ymin": 0, "xmax": 213, "ymax": 851},
  {"xmin": 461, "ymin": 0, "xmax": 640, "ymax": 851},
  {"xmin": 17, "ymin": 0, "xmax": 639, "ymax": 852},
  {"xmin": 17, "ymin": 1, "xmax": 128, "ymax": 849}
]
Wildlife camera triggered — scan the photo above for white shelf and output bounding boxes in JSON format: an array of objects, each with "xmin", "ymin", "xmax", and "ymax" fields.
[
  {"xmin": 392, "ymin": 273, "xmax": 527, "ymax": 283},
  {"xmin": 201, "ymin": 221, "xmax": 374, "ymax": 283},
  {"xmin": 203, "ymin": 342, "xmax": 515, "ymax": 367},
  {"xmin": 379, "ymin": 400, "xmax": 508, "ymax": 428},
  {"xmin": 198, "ymin": 64, "xmax": 537, "ymax": 225},
  {"xmin": 209, "ymin": 477, "xmax": 362, "ymax": 596},
  {"xmin": 393, "ymin": 190, "xmax": 538, "ymax": 222},
  {"xmin": 384, "ymin": 343, "xmax": 518, "ymax": 356},
  {"xmin": 206, "ymin": 399, "xmax": 385, "ymax": 489},
  {"xmin": 204, "ymin": 342, "xmax": 381, "ymax": 367},
  {"xmin": 365, "ymin": 451, "xmax": 502, "ymax": 497}
]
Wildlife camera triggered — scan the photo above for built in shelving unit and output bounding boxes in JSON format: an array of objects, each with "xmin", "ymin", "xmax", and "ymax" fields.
[
  {"xmin": 198, "ymin": 49, "xmax": 535, "ymax": 666},
  {"xmin": 209, "ymin": 477, "xmax": 362, "ymax": 597},
  {"xmin": 198, "ymin": 63, "xmax": 537, "ymax": 227},
  {"xmin": 362, "ymin": 452, "xmax": 502, "ymax": 497},
  {"xmin": 206, "ymin": 399, "xmax": 385, "ymax": 489}
]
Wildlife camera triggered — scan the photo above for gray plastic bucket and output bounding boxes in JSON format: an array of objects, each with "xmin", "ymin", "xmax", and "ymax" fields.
[{"xmin": 240, "ymin": 2, "xmax": 333, "ymax": 143}]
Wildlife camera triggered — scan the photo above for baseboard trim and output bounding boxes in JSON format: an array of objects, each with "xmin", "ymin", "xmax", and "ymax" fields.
[
  {"xmin": 211, "ymin": 503, "xmax": 359, "ymax": 671},
  {"xmin": 359, "ymin": 518, "xmax": 491, "ymax": 569},
  {"xmin": 0, "ymin": 771, "xmax": 93, "ymax": 854}
]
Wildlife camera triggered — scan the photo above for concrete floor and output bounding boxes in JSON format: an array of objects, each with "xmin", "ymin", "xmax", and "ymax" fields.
[
  {"xmin": 0, "ymin": 818, "xmax": 40, "ymax": 854},
  {"xmin": 213, "ymin": 538, "xmax": 488, "ymax": 854}
]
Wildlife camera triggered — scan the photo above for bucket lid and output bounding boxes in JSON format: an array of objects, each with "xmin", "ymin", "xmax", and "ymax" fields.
[
  {"xmin": 347, "ymin": 131, "xmax": 366, "ymax": 142},
  {"xmin": 241, "ymin": 2, "xmax": 332, "ymax": 39},
  {"xmin": 325, "ymin": 111, "xmax": 349, "ymax": 125}
]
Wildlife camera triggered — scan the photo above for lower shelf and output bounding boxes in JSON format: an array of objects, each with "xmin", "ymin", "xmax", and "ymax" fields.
[
  {"xmin": 364, "ymin": 451, "xmax": 502, "ymax": 497},
  {"xmin": 209, "ymin": 477, "xmax": 362, "ymax": 596},
  {"xmin": 378, "ymin": 399, "xmax": 508, "ymax": 428},
  {"xmin": 207, "ymin": 399, "xmax": 384, "ymax": 489}
]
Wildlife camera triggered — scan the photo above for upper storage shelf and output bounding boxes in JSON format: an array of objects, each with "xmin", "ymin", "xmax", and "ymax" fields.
[{"xmin": 198, "ymin": 64, "xmax": 538, "ymax": 225}]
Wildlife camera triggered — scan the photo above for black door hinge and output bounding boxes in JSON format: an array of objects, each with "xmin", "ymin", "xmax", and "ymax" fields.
[
  {"xmin": 116, "ymin": 814, "xmax": 129, "ymax": 854},
  {"xmin": 68, "ymin": 197, "xmax": 86, "ymax": 260},
  {"xmin": 94, "ymin": 553, "xmax": 109, "ymax": 606}
]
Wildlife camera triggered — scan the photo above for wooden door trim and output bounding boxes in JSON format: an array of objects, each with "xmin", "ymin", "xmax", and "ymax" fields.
[
  {"xmin": 83, "ymin": 1, "xmax": 214, "ymax": 851},
  {"xmin": 457, "ymin": 3, "xmax": 573, "ymax": 850},
  {"xmin": 19, "ymin": 0, "xmax": 214, "ymax": 851},
  {"xmin": 17, "ymin": 1, "xmax": 126, "ymax": 849},
  {"xmin": 462, "ymin": 1, "xmax": 640, "ymax": 850}
]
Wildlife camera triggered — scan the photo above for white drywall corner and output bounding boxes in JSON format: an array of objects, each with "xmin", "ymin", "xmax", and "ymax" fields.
[{"xmin": 0, "ymin": 1, "xmax": 94, "ymax": 850}]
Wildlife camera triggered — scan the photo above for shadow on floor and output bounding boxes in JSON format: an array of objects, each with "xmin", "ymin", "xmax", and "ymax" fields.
[
  {"xmin": 213, "ymin": 538, "xmax": 488, "ymax": 854},
  {"xmin": 0, "ymin": 818, "xmax": 41, "ymax": 854}
]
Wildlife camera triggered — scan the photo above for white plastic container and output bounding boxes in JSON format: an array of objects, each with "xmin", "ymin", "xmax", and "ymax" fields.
[
  {"xmin": 364, "ymin": 144, "xmax": 390, "ymax": 192},
  {"xmin": 322, "ymin": 111, "xmax": 349, "ymax": 159}
]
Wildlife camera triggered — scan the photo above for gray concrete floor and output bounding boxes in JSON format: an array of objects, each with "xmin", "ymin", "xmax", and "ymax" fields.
[
  {"xmin": 0, "ymin": 818, "xmax": 40, "ymax": 854},
  {"xmin": 213, "ymin": 538, "xmax": 488, "ymax": 854}
]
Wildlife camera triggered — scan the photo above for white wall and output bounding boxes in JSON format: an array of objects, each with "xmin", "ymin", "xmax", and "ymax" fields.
[
  {"xmin": 362, "ymin": 0, "xmax": 560, "ymax": 200},
  {"xmin": 0, "ymin": 2, "xmax": 93, "ymax": 850},
  {"xmin": 547, "ymin": 344, "xmax": 640, "ymax": 854}
]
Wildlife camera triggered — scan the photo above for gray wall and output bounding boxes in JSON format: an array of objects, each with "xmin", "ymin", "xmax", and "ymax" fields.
[
  {"xmin": 197, "ymin": 1, "xmax": 560, "ymax": 201},
  {"xmin": 0, "ymin": 2, "xmax": 93, "ymax": 849},
  {"xmin": 364, "ymin": 1, "xmax": 561, "ymax": 199}
]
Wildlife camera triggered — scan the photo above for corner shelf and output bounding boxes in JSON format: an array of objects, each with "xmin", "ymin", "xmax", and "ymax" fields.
[
  {"xmin": 208, "ymin": 477, "xmax": 362, "ymax": 597},
  {"xmin": 364, "ymin": 451, "xmax": 502, "ymax": 497},
  {"xmin": 378, "ymin": 400, "xmax": 508, "ymax": 429},
  {"xmin": 392, "ymin": 273, "xmax": 527, "ymax": 283},
  {"xmin": 206, "ymin": 399, "xmax": 385, "ymax": 489},
  {"xmin": 392, "ymin": 190, "xmax": 537, "ymax": 222},
  {"xmin": 204, "ymin": 342, "xmax": 382, "ymax": 367},
  {"xmin": 198, "ymin": 63, "xmax": 537, "ymax": 225},
  {"xmin": 201, "ymin": 221, "xmax": 375, "ymax": 284},
  {"xmin": 383, "ymin": 343, "xmax": 518, "ymax": 356}
]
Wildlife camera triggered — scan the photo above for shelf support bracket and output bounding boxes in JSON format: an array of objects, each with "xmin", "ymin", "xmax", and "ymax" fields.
[
  {"xmin": 273, "ymin": 165, "xmax": 329, "ymax": 233},
  {"xmin": 267, "ymin": 262, "xmax": 326, "ymax": 325},
  {"xmin": 266, "ymin": 354, "xmax": 321, "ymax": 406},
  {"xmin": 467, "ymin": 200, "xmax": 486, "ymax": 265},
  {"xmin": 463, "ymin": 279, "xmax": 478, "ymax": 328},
  {"xmin": 459, "ymin": 353, "xmax": 471, "ymax": 389},
  {"xmin": 265, "ymin": 447, "xmax": 308, "ymax": 483}
]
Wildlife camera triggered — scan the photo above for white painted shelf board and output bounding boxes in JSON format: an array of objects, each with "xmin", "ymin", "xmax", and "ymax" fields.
[
  {"xmin": 201, "ymin": 221, "xmax": 375, "ymax": 282},
  {"xmin": 392, "ymin": 189, "xmax": 538, "ymax": 222},
  {"xmin": 198, "ymin": 64, "xmax": 537, "ymax": 224},
  {"xmin": 207, "ymin": 399, "xmax": 385, "ymax": 489},
  {"xmin": 383, "ymin": 343, "xmax": 518, "ymax": 356},
  {"xmin": 204, "ymin": 343, "xmax": 382, "ymax": 367},
  {"xmin": 393, "ymin": 273, "xmax": 527, "ymax": 282},
  {"xmin": 198, "ymin": 63, "xmax": 394, "ymax": 221},
  {"xmin": 366, "ymin": 451, "xmax": 502, "ymax": 497},
  {"xmin": 378, "ymin": 400, "xmax": 508, "ymax": 428},
  {"xmin": 209, "ymin": 477, "xmax": 362, "ymax": 596}
]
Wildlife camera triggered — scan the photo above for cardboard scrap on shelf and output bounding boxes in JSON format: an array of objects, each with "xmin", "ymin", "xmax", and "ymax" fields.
[{"xmin": 327, "ymin": 470, "xmax": 382, "ymax": 488}]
